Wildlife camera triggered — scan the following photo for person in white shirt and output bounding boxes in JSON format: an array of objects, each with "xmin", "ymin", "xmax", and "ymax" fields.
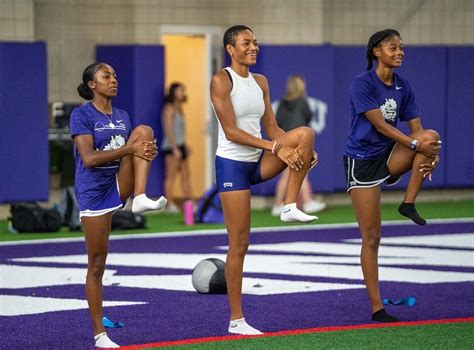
[{"xmin": 210, "ymin": 25, "xmax": 319, "ymax": 335}]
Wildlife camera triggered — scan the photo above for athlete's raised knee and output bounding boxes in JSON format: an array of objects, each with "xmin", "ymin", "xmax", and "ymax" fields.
[
  {"xmin": 132, "ymin": 124, "xmax": 154, "ymax": 139},
  {"xmin": 291, "ymin": 126, "xmax": 314, "ymax": 147},
  {"xmin": 414, "ymin": 129, "xmax": 439, "ymax": 143}
]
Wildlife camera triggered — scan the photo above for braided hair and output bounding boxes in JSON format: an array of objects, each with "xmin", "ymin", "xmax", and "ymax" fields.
[
  {"xmin": 223, "ymin": 25, "xmax": 253, "ymax": 52},
  {"xmin": 366, "ymin": 29, "xmax": 401, "ymax": 70}
]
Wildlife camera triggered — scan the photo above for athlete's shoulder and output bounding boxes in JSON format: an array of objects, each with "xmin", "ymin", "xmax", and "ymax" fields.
[
  {"xmin": 354, "ymin": 70, "xmax": 374, "ymax": 83},
  {"xmin": 211, "ymin": 69, "xmax": 232, "ymax": 94},
  {"xmin": 251, "ymin": 73, "xmax": 268, "ymax": 91},
  {"xmin": 113, "ymin": 106, "xmax": 129, "ymax": 117},
  {"xmin": 71, "ymin": 102, "xmax": 91, "ymax": 119},
  {"xmin": 350, "ymin": 70, "xmax": 374, "ymax": 91},
  {"xmin": 251, "ymin": 72, "xmax": 267, "ymax": 83},
  {"xmin": 212, "ymin": 68, "xmax": 230, "ymax": 81}
]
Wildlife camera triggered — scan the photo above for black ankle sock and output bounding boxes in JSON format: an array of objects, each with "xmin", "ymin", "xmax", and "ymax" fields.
[
  {"xmin": 398, "ymin": 202, "xmax": 426, "ymax": 225},
  {"xmin": 372, "ymin": 308, "xmax": 399, "ymax": 323}
]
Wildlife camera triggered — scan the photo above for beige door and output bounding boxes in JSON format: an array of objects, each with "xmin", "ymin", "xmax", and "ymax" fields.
[{"xmin": 162, "ymin": 34, "xmax": 207, "ymax": 198}]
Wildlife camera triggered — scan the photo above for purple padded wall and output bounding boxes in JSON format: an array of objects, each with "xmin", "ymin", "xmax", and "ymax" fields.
[
  {"xmin": 248, "ymin": 45, "xmax": 335, "ymax": 195},
  {"xmin": 0, "ymin": 42, "xmax": 49, "ymax": 203},
  {"xmin": 445, "ymin": 47, "xmax": 474, "ymax": 186},
  {"xmin": 96, "ymin": 45, "xmax": 165, "ymax": 196}
]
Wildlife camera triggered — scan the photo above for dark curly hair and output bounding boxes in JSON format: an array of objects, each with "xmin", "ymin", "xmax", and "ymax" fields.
[{"xmin": 366, "ymin": 29, "xmax": 401, "ymax": 70}]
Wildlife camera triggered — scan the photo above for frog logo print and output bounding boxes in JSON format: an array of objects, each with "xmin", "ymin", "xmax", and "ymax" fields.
[{"xmin": 380, "ymin": 98, "xmax": 397, "ymax": 122}]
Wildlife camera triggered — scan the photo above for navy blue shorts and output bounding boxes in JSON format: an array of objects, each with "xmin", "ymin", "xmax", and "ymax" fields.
[
  {"xmin": 343, "ymin": 142, "xmax": 401, "ymax": 192},
  {"xmin": 215, "ymin": 155, "xmax": 264, "ymax": 192}
]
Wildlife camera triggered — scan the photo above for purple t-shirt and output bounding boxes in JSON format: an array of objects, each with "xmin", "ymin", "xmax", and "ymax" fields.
[
  {"xmin": 70, "ymin": 102, "xmax": 132, "ymax": 205},
  {"xmin": 344, "ymin": 69, "xmax": 420, "ymax": 159}
]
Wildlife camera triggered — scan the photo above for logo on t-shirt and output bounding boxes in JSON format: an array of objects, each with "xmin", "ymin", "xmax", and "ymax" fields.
[
  {"xmin": 103, "ymin": 135, "xmax": 126, "ymax": 151},
  {"xmin": 380, "ymin": 98, "xmax": 397, "ymax": 122}
]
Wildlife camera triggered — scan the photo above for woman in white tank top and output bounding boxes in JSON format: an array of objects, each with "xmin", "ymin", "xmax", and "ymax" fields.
[{"xmin": 210, "ymin": 25, "xmax": 319, "ymax": 335}]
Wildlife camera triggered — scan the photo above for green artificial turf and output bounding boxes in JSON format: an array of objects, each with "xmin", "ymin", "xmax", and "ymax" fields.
[
  {"xmin": 156, "ymin": 322, "xmax": 474, "ymax": 349},
  {"xmin": 0, "ymin": 200, "xmax": 472, "ymax": 242}
]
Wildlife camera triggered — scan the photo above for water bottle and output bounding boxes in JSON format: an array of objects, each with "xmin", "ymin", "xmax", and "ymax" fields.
[{"xmin": 183, "ymin": 199, "xmax": 194, "ymax": 225}]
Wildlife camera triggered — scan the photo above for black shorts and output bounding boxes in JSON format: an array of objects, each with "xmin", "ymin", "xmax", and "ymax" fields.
[
  {"xmin": 161, "ymin": 144, "xmax": 189, "ymax": 160},
  {"xmin": 343, "ymin": 142, "xmax": 401, "ymax": 192}
]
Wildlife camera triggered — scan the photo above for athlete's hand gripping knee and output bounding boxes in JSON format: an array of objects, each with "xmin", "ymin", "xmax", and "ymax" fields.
[
  {"xmin": 131, "ymin": 139, "xmax": 158, "ymax": 161},
  {"xmin": 418, "ymin": 140, "xmax": 441, "ymax": 158},
  {"xmin": 419, "ymin": 155, "xmax": 440, "ymax": 181},
  {"xmin": 275, "ymin": 144, "xmax": 304, "ymax": 171}
]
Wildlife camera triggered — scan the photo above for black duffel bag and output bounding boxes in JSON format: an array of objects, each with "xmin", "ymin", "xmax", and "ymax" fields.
[
  {"xmin": 10, "ymin": 203, "xmax": 62, "ymax": 233},
  {"xmin": 111, "ymin": 210, "xmax": 146, "ymax": 230}
]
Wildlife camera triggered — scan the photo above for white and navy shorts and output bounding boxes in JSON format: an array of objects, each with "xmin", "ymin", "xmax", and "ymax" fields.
[
  {"xmin": 215, "ymin": 155, "xmax": 264, "ymax": 193},
  {"xmin": 77, "ymin": 174, "xmax": 124, "ymax": 218},
  {"xmin": 343, "ymin": 142, "xmax": 401, "ymax": 192}
]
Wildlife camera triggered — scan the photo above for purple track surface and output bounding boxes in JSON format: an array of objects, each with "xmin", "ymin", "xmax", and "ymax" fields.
[{"xmin": 1, "ymin": 221, "xmax": 473, "ymax": 349}]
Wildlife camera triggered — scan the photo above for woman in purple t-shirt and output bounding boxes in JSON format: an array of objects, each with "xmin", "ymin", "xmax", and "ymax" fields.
[
  {"xmin": 343, "ymin": 29, "xmax": 441, "ymax": 323},
  {"xmin": 71, "ymin": 62, "xmax": 167, "ymax": 348}
]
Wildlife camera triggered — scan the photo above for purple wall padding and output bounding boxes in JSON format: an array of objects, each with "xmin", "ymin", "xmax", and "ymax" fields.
[
  {"xmin": 445, "ymin": 47, "xmax": 474, "ymax": 186},
  {"xmin": 96, "ymin": 45, "xmax": 165, "ymax": 196},
  {"xmin": 0, "ymin": 42, "xmax": 49, "ymax": 203},
  {"xmin": 332, "ymin": 46, "xmax": 367, "ymax": 191},
  {"xmin": 394, "ymin": 47, "xmax": 447, "ymax": 189},
  {"xmin": 247, "ymin": 45, "xmax": 335, "ymax": 195}
]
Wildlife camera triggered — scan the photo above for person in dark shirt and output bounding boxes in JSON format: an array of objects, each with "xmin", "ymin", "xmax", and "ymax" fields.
[
  {"xmin": 272, "ymin": 75, "xmax": 326, "ymax": 216},
  {"xmin": 343, "ymin": 29, "xmax": 441, "ymax": 323}
]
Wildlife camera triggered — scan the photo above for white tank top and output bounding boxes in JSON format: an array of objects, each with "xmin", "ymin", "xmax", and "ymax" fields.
[{"xmin": 214, "ymin": 67, "xmax": 265, "ymax": 162}]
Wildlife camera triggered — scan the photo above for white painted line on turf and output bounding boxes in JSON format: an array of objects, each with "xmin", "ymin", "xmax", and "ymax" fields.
[
  {"xmin": 0, "ymin": 294, "xmax": 146, "ymax": 316},
  {"xmin": 1, "ymin": 217, "xmax": 473, "ymax": 246}
]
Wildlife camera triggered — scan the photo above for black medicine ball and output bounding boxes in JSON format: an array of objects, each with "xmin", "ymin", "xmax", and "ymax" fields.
[{"xmin": 192, "ymin": 258, "xmax": 227, "ymax": 294}]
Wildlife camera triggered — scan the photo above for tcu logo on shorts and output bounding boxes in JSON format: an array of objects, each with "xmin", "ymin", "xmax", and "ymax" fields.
[{"xmin": 223, "ymin": 182, "xmax": 233, "ymax": 188}]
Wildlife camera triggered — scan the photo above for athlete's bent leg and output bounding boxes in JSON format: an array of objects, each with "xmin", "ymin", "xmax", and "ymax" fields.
[
  {"xmin": 388, "ymin": 129, "xmax": 440, "ymax": 225},
  {"xmin": 117, "ymin": 125, "xmax": 167, "ymax": 213},
  {"xmin": 260, "ymin": 127, "xmax": 318, "ymax": 222}
]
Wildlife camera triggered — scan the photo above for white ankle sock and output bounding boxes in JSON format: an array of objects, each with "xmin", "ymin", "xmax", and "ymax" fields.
[
  {"xmin": 228, "ymin": 317, "xmax": 263, "ymax": 335},
  {"xmin": 94, "ymin": 332, "xmax": 119, "ymax": 348},
  {"xmin": 132, "ymin": 194, "xmax": 167, "ymax": 214},
  {"xmin": 280, "ymin": 203, "xmax": 318, "ymax": 223}
]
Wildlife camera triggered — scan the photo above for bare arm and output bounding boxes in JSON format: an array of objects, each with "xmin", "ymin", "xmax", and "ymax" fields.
[
  {"xmin": 365, "ymin": 110, "xmax": 440, "ymax": 158},
  {"xmin": 162, "ymin": 104, "xmax": 178, "ymax": 150},
  {"xmin": 364, "ymin": 109, "xmax": 415, "ymax": 147},
  {"xmin": 74, "ymin": 134, "xmax": 156, "ymax": 168},
  {"xmin": 210, "ymin": 70, "xmax": 273, "ymax": 151},
  {"xmin": 162, "ymin": 104, "xmax": 182, "ymax": 159}
]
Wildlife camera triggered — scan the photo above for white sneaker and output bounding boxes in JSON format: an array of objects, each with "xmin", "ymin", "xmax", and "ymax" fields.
[
  {"xmin": 228, "ymin": 318, "xmax": 263, "ymax": 335},
  {"xmin": 271, "ymin": 205, "xmax": 282, "ymax": 217},
  {"xmin": 94, "ymin": 332, "xmax": 119, "ymax": 348},
  {"xmin": 280, "ymin": 203, "xmax": 318, "ymax": 223},
  {"xmin": 303, "ymin": 200, "xmax": 327, "ymax": 214}
]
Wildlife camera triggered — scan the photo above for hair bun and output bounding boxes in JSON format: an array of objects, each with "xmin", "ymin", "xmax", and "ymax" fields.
[{"xmin": 77, "ymin": 82, "xmax": 94, "ymax": 100}]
